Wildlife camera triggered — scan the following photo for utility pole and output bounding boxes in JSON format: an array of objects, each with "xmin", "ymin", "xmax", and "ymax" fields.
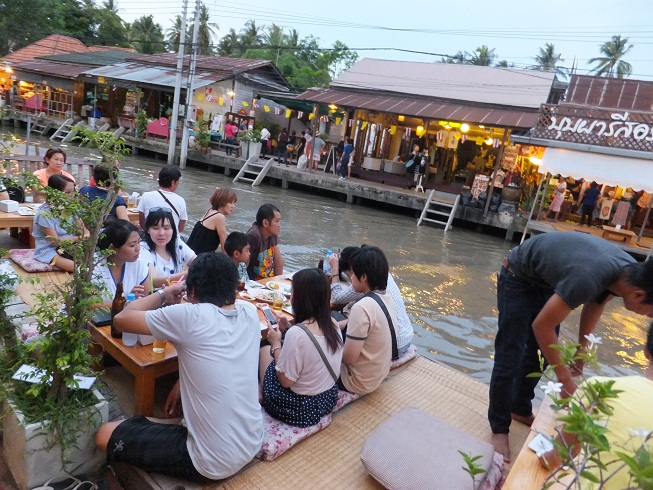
[
  {"xmin": 167, "ymin": 0, "xmax": 188, "ymax": 165},
  {"xmin": 179, "ymin": 0, "xmax": 200, "ymax": 169}
]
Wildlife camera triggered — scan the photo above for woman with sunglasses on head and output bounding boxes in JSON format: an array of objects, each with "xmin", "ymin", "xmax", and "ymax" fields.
[
  {"xmin": 33, "ymin": 147, "xmax": 76, "ymax": 203},
  {"xmin": 141, "ymin": 207, "xmax": 196, "ymax": 288},
  {"xmin": 32, "ymin": 174, "xmax": 86, "ymax": 272},
  {"xmin": 187, "ymin": 187, "xmax": 237, "ymax": 254},
  {"xmin": 96, "ymin": 220, "xmax": 151, "ymax": 305},
  {"xmin": 259, "ymin": 268, "xmax": 344, "ymax": 427}
]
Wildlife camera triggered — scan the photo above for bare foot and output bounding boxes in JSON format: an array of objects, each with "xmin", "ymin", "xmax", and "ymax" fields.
[
  {"xmin": 491, "ymin": 433, "xmax": 511, "ymax": 463},
  {"xmin": 511, "ymin": 412, "xmax": 535, "ymax": 426}
]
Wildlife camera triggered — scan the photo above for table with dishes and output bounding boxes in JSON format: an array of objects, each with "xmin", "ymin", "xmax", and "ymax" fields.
[{"xmin": 90, "ymin": 275, "xmax": 295, "ymax": 416}]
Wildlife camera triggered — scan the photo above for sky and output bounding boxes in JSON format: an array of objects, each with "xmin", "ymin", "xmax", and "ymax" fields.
[{"xmin": 116, "ymin": 0, "xmax": 653, "ymax": 80}]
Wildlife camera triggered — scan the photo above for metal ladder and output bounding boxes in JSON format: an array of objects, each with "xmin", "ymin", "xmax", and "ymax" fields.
[
  {"xmin": 233, "ymin": 156, "xmax": 275, "ymax": 186},
  {"xmin": 50, "ymin": 119, "xmax": 82, "ymax": 142},
  {"xmin": 417, "ymin": 189, "xmax": 460, "ymax": 231},
  {"xmin": 30, "ymin": 113, "xmax": 50, "ymax": 136}
]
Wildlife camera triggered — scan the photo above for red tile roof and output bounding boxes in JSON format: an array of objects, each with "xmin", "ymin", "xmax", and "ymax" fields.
[{"xmin": 3, "ymin": 35, "xmax": 136, "ymax": 64}]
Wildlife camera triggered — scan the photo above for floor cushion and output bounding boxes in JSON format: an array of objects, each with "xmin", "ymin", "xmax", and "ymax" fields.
[
  {"xmin": 390, "ymin": 345, "xmax": 418, "ymax": 370},
  {"xmin": 361, "ymin": 406, "xmax": 503, "ymax": 490},
  {"xmin": 9, "ymin": 248, "xmax": 61, "ymax": 272},
  {"xmin": 333, "ymin": 389, "xmax": 362, "ymax": 412},
  {"xmin": 258, "ymin": 409, "xmax": 332, "ymax": 461}
]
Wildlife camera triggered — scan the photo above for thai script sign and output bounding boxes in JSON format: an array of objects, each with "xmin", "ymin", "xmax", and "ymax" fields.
[{"xmin": 532, "ymin": 104, "xmax": 653, "ymax": 153}]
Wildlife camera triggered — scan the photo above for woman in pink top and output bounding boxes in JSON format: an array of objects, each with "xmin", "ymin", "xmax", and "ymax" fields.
[
  {"xmin": 224, "ymin": 119, "xmax": 238, "ymax": 156},
  {"xmin": 33, "ymin": 147, "xmax": 76, "ymax": 203}
]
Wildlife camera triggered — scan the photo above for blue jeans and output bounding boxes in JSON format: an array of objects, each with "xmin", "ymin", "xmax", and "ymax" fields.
[
  {"xmin": 277, "ymin": 145, "xmax": 287, "ymax": 164},
  {"xmin": 488, "ymin": 267, "xmax": 558, "ymax": 434}
]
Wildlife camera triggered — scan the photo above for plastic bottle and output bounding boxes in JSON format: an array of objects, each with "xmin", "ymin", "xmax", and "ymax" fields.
[
  {"xmin": 110, "ymin": 282, "xmax": 125, "ymax": 338},
  {"xmin": 122, "ymin": 293, "xmax": 138, "ymax": 346},
  {"xmin": 323, "ymin": 249, "xmax": 333, "ymax": 275}
]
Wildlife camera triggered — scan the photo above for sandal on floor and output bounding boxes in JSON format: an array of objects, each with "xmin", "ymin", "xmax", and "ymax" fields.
[
  {"xmin": 72, "ymin": 482, "xmax": 99, "ymax": 490},
  {"xmin": 32, "ymin": 476, "xmax": 80, "ymax": 490}
]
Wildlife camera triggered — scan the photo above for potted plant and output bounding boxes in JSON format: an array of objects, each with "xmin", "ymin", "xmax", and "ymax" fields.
[
  {"xmin": 135, "ymin": 110, "xmax": 148, "ymax": 138},
  {"xmin": 0, "ymin": 130, "xmax": 130, "ymax": 488},
  {"xmin": 239, "ymin": 129, "xmax": 262, "ymax": 161},
  {"xmin": 196, "ymin": 119, "xmax": 211, "ymax": 153}
]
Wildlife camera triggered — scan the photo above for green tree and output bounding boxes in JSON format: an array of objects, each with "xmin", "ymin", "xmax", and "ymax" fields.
[
  {"xmin": 588, "ymin": 34, "xmax": 634, "ymax": 78},
  {"xmin": 238, "ymin": 20, "xmax": 262, "ymax": 50},
  {"xmin": 129, "ymin": 15, "xmax": 165, "ymax": 54},
  {"xmin": 440, "ymin": 50, "xmax": 467, "ymax": 64},
  {"xmin": 197, "ymin": 3, "xmax": 218, "ymax": 56},
  {"xmin": 95, "ymin": 0, "xmax": 129, "ymax": 47},
  {"xmin": 166, "ymin": 15, "xmax": 188, "ymax": 53},
  {"xmin": 217, "ymin": 28, "xmax": 240, "ymax": 57},
  {"xmin": 467, "ymin": 45, "xmax": 496, "ymax": 66},
  {"xmin": 532, "ymin": 42, "xmax": 567, "ymax": 79}
]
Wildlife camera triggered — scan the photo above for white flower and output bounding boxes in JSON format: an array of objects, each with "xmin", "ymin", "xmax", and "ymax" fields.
[
  {"xmin": 584, "ymin": 333, "xmax": 603, "ymax": 348},
  {"xmin": 627, "ymin": 428, "xmax": 651, "ymax": 438},
  {"xmin": 541, "ymin": 381, "xmax": 564, "ymax": 396}
]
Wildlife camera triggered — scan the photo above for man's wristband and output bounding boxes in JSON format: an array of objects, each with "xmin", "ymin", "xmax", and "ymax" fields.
[
  {"xmin": 331, "ymin": 274, "xmax": 339, "ymax": 278},
  {"xmin": 157, "ymin": 288, "xmax": 166, "ymax": 304}
]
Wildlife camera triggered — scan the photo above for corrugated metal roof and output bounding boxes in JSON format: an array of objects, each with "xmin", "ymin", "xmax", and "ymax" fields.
[
  {"xmin": 38, "ymin": 50, "xmax": 141, "ymax": 66},
  {"xmin": 12, "ymin": 61, "xmax": 90, "ymax": 79},
  {"xmin": 566, "ymin": 74, "xmax": 653, "ymax": 111},
  {"xmin": 332, "ymin": 58, "xmax": 556, "ymax": 109},
  {"xmin": 297, "ymin": 87, "xmax": 540, "ymax": 129},
  {"xmin": 131, "ymin": 54, "xmax": 271, "ymax": 75},
  {"xmin": 81, "ymin": 62, "xmax": 219, "ymax": 89}
]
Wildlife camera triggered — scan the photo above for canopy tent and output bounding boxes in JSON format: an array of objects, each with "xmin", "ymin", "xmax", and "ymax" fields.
[{"xmin": 540, "ymin": 148, "xmax": 653, "ymax": 193}]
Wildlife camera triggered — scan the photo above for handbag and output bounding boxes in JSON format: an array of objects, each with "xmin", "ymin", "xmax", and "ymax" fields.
[
  {"xmin": 286, "ymin": 144, "xmax": 294, "ymax": 152},
  {"xmin": 297, "ymin": 154, "xmax": 308, "ymax": 169},
  {"xmin": 404, "ymin": 158, "xmax": 415, "ymax": 168}
]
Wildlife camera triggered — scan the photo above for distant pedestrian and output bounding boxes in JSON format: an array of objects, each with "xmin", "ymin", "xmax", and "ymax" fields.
[
  {"xmin": 260, "ymin": 127, "xmax": 271, "ymax": 158},
  {"xmin": 137, "ymin": 166, "xmax": 188, "ymax": 232},
  {"xmin": 580, "ymin": 182, "xmax": 600, "ymax": 227},
  {"xmin": 338, "ymin": 137, "xmax": 354, "ymax": 180},
  {"xmin": 224, "ymin": 119, "xmax": 238, "ymax": 156},
  {"xmin": 277, "ymin": 128, "xmax": 289, "ymax": 165},
  {"xmin": 310, "ymin": 134, "xmax": 325, "ymax": 171}
]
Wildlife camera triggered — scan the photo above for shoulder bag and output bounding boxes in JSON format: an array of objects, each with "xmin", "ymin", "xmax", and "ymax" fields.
[
  {"xmin": 364, "ymin": 291, "xmax": 398, "ymax": 360},
  {"xmin": 157, "ymin": 190, "xmax": 180, "ymax": 219},
  {"xmin": 296, "ymin": 323, "xmax": 338, "ymax": 382}
]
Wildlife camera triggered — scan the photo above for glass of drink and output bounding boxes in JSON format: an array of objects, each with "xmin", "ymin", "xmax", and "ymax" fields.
[
  {"xmin": 127, "ymin": 196, "xmax": 137, "ymax": 209},
  {"xmin": 153, "ymin": 339, "xmax": 166, "ymax": 353},
  {"xmin": 272, "ymin": 292, "xmax": 284, "ymax": 312}
]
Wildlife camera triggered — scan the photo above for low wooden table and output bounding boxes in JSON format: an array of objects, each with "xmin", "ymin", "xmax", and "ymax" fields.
[
  {"xmin": 0, "ymin": 205, "xmax": 140, "ymax": 249},
  {"xmin": 602, "ymin": 225, "xmax": 636, "ymax": 245},
  {"xmin": 89, "ymin": 325, "xmax": 179, "ymax": 417},
  {"xmin": 503, "ymin": 398, "xmax": 565, "ymax": 489}
]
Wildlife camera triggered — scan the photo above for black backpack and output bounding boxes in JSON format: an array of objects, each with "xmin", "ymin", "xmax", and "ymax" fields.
[{"xmin": 1, "ymin": 178, "xmax": 24, "ymax": 203}]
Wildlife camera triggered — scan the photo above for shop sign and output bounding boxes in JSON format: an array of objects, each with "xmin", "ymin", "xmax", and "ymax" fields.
[{"xmin": 533, "ymin": 104, "xmax": 653, "ymax": 152}]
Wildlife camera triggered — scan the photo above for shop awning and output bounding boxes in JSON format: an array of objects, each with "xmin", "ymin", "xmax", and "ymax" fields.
[
  {"xmin": 540, "ymin": 148, "xmax": 653, "ymax": 193},
  {"xmin": 296, "ymin": 87, "xmax": 540, "ymax": 129}
]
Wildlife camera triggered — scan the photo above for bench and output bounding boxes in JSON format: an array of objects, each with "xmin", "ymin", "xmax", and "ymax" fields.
[{"xmin": 602, "ymin": 225, "xmax": 636, "ymax": 245}]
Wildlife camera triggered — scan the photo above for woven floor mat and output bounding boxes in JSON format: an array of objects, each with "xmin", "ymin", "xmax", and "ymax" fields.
[{"xmin": 197, "ymin": 357, "xmax": 529, "ymax": 489}]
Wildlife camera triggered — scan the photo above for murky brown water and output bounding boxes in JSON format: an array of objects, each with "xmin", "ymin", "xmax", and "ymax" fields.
[{"xmin": 8, "ymin": 133, "xmax": 651, "ymax": 385}]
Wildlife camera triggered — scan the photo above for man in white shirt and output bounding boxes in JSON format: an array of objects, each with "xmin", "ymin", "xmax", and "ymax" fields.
[
  {"xmin": 137, "ymin": 167, "xmax": 188, "ymax": 232},
  {"xmin": 260, "ymin": 127, "xmax": 271, "ymax": 158},
  {"xmin": 96, "ymin": 252, "xmax": 264, "ymax": 481}
]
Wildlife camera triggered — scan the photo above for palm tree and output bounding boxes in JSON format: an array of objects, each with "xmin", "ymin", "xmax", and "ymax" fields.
[
  {"xmin": 588, "ymin": 35, "xmax": 634, "ymax": 78},
  {"xmin": 196, "ymin": 3, "xmax": 218, "ymax": 56},
  {"xmin": 532, "ymin": 42, "xmax": 567, "ymax": 79},
  {"xmin": 239, "ymin": 20, "xmax": 262, "ymax": 51},
  {"xmin": 440, "ymin": 51, "xmax": 466, "ymax": 64},
  {"xmin": 102, "ymin": 0, "xmax": 119, "ymax": 14},
  {"xmin": 217, "ymin": 28, "xmax": 239, "ymax": 57},
  {"xmin": 467, "ymin": 45, "xmax": 496, "ymax": 66},
  {"xmin": 166, "ymin": 15, "xmax": 186, "ymax": 53},
  {"xmin": 129, "ymin": 15, "xmax": 165, "ymax": 54}
]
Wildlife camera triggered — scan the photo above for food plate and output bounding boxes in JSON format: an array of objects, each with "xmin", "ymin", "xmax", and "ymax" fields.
[
  {"xmin": 239, "ymin": 291, "xmax": 255, "ymax": 301},
  {"xmin": 249, "ymin": 289, "xmax": 276, "ymax": 302},
  {"xmin": 265, "ymin": 281, "xmax": 291, "ymax": 296}
]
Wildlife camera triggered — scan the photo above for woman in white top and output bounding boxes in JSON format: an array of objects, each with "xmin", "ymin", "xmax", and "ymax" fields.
[
  {"xmin": 260, "ymin": 268, "xmax": 343, "ymax": 427},
  {"xmin": 141, "ymin": 207, "xmax": 196, "ymax": 288},
  {"xmin": 95, "ymin": 220, "xmax": 151, "ymax": 305}
]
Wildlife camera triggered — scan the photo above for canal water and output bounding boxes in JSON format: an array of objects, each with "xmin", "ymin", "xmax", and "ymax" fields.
[{"xmin": 7, "ymin": 133, "xmax": 651, "ymax": 386}]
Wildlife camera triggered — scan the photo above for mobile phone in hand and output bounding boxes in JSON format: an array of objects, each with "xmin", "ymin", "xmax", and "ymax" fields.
[{"xmin": 261, "ymin": 305, "xmax": 278, "ymax": 328}]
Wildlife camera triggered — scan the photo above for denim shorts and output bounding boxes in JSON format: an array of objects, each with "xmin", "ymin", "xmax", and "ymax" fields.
[{"xmin": 107, "ymin": 416, "xmax": 208, "ymax": 481}]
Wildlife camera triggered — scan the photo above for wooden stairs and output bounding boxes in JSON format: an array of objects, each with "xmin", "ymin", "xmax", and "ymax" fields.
[
  {"xmin": 50, "ymin": 119, "xmax": 81, "ymax": 142},
  {"xmin": 417, "ymin": 189, "xmax": 460, "ymax": 231},
  {"xmin": 233, "ymin": 156, "xmax": 275, "ymax": 186}
]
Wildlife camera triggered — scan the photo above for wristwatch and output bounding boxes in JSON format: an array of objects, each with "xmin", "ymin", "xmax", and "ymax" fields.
[
  {"xmin": 270, "ymin": 345, "xmax": 281, "ymax": 356},
  {"xmin": 157, "ymin": 289, "xmax": 166, "ymax": 303}
]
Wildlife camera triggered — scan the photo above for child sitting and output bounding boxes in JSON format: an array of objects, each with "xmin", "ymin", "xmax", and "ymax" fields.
[{"xmin": 224, "ymin": 231, "xmax": 251, "ymax": 285}]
